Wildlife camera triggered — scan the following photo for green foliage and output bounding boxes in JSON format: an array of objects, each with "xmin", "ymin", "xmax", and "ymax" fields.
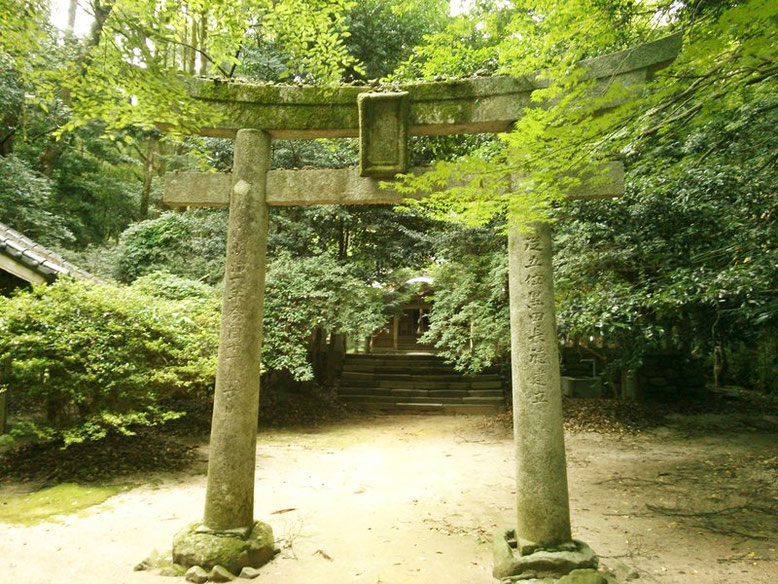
[
  {"xmin": 0, "ymin": 279, "xmax": 219, "ymax": 446},
  {"xmin": 391, "ymin": 0, "xmax": 506, "ymax": 79},
  {"xmin": 15, "ymin": 0, "xmax": 363, "ymax": 133},
  {"xmin": 131, "ymin": 270, "xmax": 217, "ymax": 301},
  {"xmin": 343, "ymin": 0, "xmax": 449, "ymax": 80},
  {"xmin": 269, "ymin": 204, "xmax": 440, "ymax": 281},
  {"xmin": 0, "ymin": 47, "xmax": 146, "ymax": 248},
  {"xmin": 420, "ymin": 228, "xmax": 510, "ymax": 373},
  {"xmin": 0, "ymin": 155, "xmax": 73, "ymax": 246},
  {"xmin": 262, "ymin": 254, "xmax": 386, "ymax": 380},
  {"xmin": 554, "ymin": 104, "xmax": 778, "ymax": 383},
  {"xmin": 0, "ymin": 0, "xmax": 50, "ymax": 71},
  {"xmin": 393, "ymin": 0, "xmax": 778, "ymax": 230},
  {"xmin": 114, "ymin": 210, "xmax": 228, "ymax": 284},
  {"xmin": 45, "ymin": 126, "xmax": 141, "ymax": 245}
]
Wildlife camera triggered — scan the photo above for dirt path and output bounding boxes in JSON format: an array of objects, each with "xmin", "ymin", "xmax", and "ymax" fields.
[{"xmin": 1, "ymin": 414, "xmax": 776, "ymax": 583}]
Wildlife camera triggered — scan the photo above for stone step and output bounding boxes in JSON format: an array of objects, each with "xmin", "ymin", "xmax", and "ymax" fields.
[
  {"xmin": 339, "ymin": 387, "xmax": 504, "ymax": 399},
  {"xmin": 340, "ymin": 394, "xmax": 505, "ymax": 406},
  {"xmin": 341, "ymin": 380, "xmax": 501, "ymax": 391},
  {"xmin": 341, "ymin": 371, "xmax": 501, "ymax": 383},
  {"xmin": 344, "ymin": 355, "xmax": 445, "ymax": 363},
  {"xmin": 344, "ymin": 403, "xmax": 503, "ymax": 415},
  {"xmin": 338, "ymin": 354, "xmax": 504, "ymax": 415},
  {"xmin": 345, "ymin": 354, "xmax": 442, "ymax": 361},
  {"xmin": 340, "ymin": 394, "xmax": 466, "ymax": 405},
  {"xmin": 342, "ymin": 365, "xmax": 461, "ymax": 376}
]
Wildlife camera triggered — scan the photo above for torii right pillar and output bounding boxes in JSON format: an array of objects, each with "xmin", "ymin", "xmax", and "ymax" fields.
[
  {"xmin": 510, "ymin": 221, "xmax": 571, "ymax": 547},
  {"xmin": 493, "ymin": 219, "xmax": 602, "ymax": 582}
]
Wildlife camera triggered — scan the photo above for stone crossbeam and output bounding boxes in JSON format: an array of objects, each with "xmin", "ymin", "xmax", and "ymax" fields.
[
  {"xmin": 164, "ymin": 162, "xmax": 624, "ymax": 208},
  {"xmin": 179, "ymin": 35, "xmax": 681, "ymax": 139}
]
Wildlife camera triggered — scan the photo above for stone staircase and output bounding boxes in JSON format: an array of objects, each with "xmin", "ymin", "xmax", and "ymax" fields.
[{"xmin": 338, "ymin": 354, "xmax": 505, "ymax": 414}]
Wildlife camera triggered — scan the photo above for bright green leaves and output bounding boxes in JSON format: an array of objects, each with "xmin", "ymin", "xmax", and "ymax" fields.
[
  {"xmin": 5, "ymin": 0, "xmax": 363, "ymax": 134},
  {"xmin": 0, "ymin": 0, "xmax": 50, "ymax": 68},
  {"xmin": 392, "ymin": 0, "xmax": 777, "ymax": 231},
  {"xmin": 262, "ymin": 253, "xmax": 386, "ymax": 381},
  {"xmin": 0, "ymin": 278, "xmax": 219, "ymax": 445},
  {"xmin": 266, "ymin": 0, "xmax": 364, "ymax": 83}
]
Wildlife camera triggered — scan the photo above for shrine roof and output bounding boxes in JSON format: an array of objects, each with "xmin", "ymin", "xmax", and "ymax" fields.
[{"xmin": 0, "ymin": 221, "xmax": 92, "ymax": 284}]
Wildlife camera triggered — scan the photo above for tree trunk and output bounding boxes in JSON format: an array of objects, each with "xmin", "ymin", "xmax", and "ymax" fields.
[
  {"xmin": 188, "ymin": 13, "xmax": 197, "ymax": 75},
  {"xmin": 67, "ymin": 0, "xmax": 77, "ymax": 35},
  {"xmin": 198, "ymin": 12, "xmax": 208, "ymax": 75},
  {"xmin": 139, "ymin": 138, "xmax": 156, "ymax": 219}
]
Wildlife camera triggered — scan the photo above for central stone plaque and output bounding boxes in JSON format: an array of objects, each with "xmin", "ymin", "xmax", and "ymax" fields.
[{"xmin": 358, "ymin": 92, "xmax": 409, "ymax": 178}]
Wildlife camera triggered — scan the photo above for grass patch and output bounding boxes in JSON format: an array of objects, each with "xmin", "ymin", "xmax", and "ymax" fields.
[{"xmin": 0, "ymin": 483, "xmax": 127, "ymax": 525}]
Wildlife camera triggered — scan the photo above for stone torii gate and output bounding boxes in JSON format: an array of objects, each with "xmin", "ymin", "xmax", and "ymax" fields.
[{"xmin": 164, "ymin": 35, "xmax": 681, "ymax": 581}]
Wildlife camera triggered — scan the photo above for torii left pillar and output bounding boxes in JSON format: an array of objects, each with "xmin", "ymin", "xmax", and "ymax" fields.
[{"xmin": 172, "ymin": 129, "xmax": 276, "ymax": 575}]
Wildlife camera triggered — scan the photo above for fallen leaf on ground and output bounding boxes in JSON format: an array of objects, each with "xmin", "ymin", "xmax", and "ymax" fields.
[{"xmin": 271, "ymin": 508, "xmax": 297, "ymax": 515}]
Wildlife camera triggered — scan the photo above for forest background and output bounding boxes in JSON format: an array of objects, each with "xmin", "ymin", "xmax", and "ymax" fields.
[{"xmin": 0, "ymin": 0, "xmax": 775, "ymax": 447}]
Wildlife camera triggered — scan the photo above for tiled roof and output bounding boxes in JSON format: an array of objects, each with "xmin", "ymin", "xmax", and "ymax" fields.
[{"xmin": 0, "ymin": 221, "xmax": 92, "ymax": 282}]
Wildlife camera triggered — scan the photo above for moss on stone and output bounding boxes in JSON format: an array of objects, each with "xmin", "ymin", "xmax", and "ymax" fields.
[
  {"xmin": 557, "ymin": 569, "xmax": 607, "ymax": 584},
  {"xmin": 172, "ymin": 521, "xmax": 275, "ymax": 575}
]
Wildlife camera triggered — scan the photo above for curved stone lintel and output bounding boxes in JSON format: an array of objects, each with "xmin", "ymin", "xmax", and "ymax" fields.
[{"xmin": 176, "ymin": 34, "xmax": 682, "ymax": 139}]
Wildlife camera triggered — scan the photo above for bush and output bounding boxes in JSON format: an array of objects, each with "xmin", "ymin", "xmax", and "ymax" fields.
[
  {"xmin": 131, "ymin": 271, "xmax": 217, "ymax": 301},
  {"xmin": 0, "ymin": 279, "xmax": 219, "ymax": 446},
  {"xmin": 262, "ymin": 254, "xmax": 386, "ymax": 380},
  {"xmin": 421, "ymin": 245, "xmax": 510, "ymax": 373},
  {"xmin": 113, "ymin": 210, "xmax": 228, "ymax": 284},
  {"xmin": 0, "ymin": 154, "xmax": 73, "ymax": 246}
]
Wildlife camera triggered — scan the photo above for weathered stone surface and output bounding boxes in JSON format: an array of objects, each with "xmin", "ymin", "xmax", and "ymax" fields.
[
  {"xmin": 175, "ymin": 34, "xmax": 681, "ymax": 139},
  {"xmin": 203, "ymin": 129, "xmax": 271, "ymax": 532},
  {"xmin": 209, "ymin": 565, "xmax": 236, "ymax": 582},
  {"xmin": 606, "ymin": 559, "xmax": 640, "ymax": 581},
  {"xmin": 507, "ymin": 222, "xmax": 572, "ymax": 548},
  {"xmin": 185, "ymin": 565, "xmax": 209, "ymax": 583},
  {"xmin": 358, "ymin": 92, "xmax": 409, "ymax": 177},
  {"xmin": 158, "ymin": 563, "xmax": 187, "ymax": 577},
  {"xmin": 172, "ymin": 521, "xmax": 275, "ymax": 575},
  {"xmin": 134, "ymin": 549, "xmax": 161, "ymax": 571},
  {"xmin": 557, "ymin": 569, "xmax": 607, "ymax": 584},
  {"xmin": 135, "ymin": 550, "xmax": 186, "ymax": 576},
  {"xmin": 238, "ymin": 566, "xmax": 262, "ymax": 579},
  {"xmin": 494, "ymin": 529, "xmax": 598, "ymax": 580},
  {"xmin": 164, "ymin": 162, "xmax": 623, "ymax": 209}
]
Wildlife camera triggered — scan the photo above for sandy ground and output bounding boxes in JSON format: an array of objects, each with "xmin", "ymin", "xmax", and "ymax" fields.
[{"xmin": 1, "ymin": 414, "xmax": 776, "ymax": 584}]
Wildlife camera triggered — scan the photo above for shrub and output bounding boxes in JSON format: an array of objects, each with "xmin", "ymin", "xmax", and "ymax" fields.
[
  {"xmin": 262, "ymin": 254, "xmax": 386, "ymax": 380},
  {"xmin": 0, "ymin": 154, "xmax": 73, "ymax": 246},
  {"xmin": 0, "ymin": 279, "xmax": 218, "ymax": 446},
  {"xmin": 131, "ymin": 271, "xmax": 217, "ymax": 301},
  {"xmin": 113, "ymin": 210, "xmax": 228, "ymax": 284}
]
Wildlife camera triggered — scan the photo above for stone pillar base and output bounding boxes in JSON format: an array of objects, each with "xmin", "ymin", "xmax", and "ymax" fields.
[
  {"xmin": 172, "ymin": 520, "xmax": 276, "ymax": 575},
  {"xmin": 493, "ymin": 529, "xmax": 599, "ymax": 581}
]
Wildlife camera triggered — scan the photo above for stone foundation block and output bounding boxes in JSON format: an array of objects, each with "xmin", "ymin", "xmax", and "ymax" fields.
[
  {"xmin": 185, "ymin": 566, "xmax": 209, "ymax": 583},
  {"xmin": 493, "ymin": 529, "xmax": 598, "ymax": 580},
  {"xmin": 173, "ymin": 521, "xmax": 275, "ymax": 576},
  {"xmin": 499, "ymin": 571, "xmax": 613, "ymax": 584}
]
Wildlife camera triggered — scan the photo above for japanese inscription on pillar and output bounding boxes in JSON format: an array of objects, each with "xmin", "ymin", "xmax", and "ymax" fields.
[{"xmin": 515, "ymin": 226, "xmax": 557, "ymax": 407}]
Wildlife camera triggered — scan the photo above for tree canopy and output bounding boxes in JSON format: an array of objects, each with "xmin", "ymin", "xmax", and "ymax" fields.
[
  {"xmin": 0, "ymin": 0, "xmax": 775, "ymax": 418},
  {"xmin": 393, "ymin": 0, "xmax": 777, "ymax": 228}
]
